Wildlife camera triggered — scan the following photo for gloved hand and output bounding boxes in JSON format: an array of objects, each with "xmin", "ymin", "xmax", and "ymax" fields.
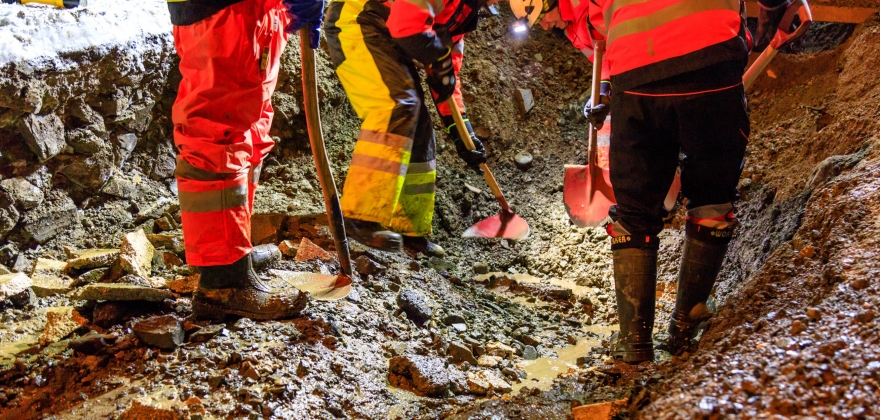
[
  {"xmin": 283, "ymin": 0, "xmax": 325, "ymax": 49},
  {"xmin": 427, "ymin": 48, "xmax": 457, "ymax": 102},
  {"xmin": 583, "ymin": 80, "xmax": 612, "ymax": 130},
  {"xmin": 445, "ymin": 117, "xmax": 487, "ymax": 174},
  {"xmin": 754, "ymin": 0, "xmax": 792, "ymax": 52}
]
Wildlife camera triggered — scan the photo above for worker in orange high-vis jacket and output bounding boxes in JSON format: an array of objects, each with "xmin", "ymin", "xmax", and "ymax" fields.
[
  {"xmin": 323, "ymin": 0, "xmax": 492, "ymax": 257},
  {"xmin": 168, "ymin": 0, "xmax": 324, "ymax": 320},
  {"xmin": 580, "ymin": 0, "xmax": 764, "ymax": 363}
]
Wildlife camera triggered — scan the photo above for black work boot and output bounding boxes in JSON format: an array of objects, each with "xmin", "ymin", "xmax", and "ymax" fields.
[
  {"xmin": 344, "ymin": 218, "xmax": 403, "ymax": 252},
  {"xmin": 611, "ymin": 247, "xmax": 658, "ymax": 364},
  {"xmin": 251, "ymin": 244, "xmax": 282, "ymax": 272},
  {"xmin": 403, "ymin": 236, "xmax": 446, "ymax": 258},
  {"xmin": 662, "ymin": 222, "xmax": 732, "ymax": 355},
  {"xmin": 193, "ymin": 253, "xmax": 308, "ymax": 321}
]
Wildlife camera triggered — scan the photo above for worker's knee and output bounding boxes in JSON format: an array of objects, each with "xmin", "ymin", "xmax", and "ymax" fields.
[
  {"xmin": 606, "ymin": 220, "xmax": 660, "ymax": 252},
  {"xmin": 685, "ymin": 203, "xmax": 737, "ymax": 243}
]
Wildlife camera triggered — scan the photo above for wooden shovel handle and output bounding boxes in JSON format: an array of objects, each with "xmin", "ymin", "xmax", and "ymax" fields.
[
  {"xmin": 588, "ymin": 40, "xmax": 605, "ymax": 167},
  {"xmin": 446, "ymin": 97, "xmax": 513, "ymax": 214},
  {"xmin": 300, "ymin": 28, "xmax": 353, "ymax": 276}
]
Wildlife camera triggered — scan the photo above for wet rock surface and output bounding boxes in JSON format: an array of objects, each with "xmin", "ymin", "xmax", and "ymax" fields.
[{"xmin": 388, "ymin": 355, "xmax": 450, "ymax": 397}]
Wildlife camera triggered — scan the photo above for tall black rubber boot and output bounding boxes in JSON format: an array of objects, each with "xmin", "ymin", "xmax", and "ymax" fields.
[
  {"xmin": 663, "ymin": 222, "xmax": 732, "ymax": 355},
  {"xmin": 611, "ymin": 247, "xmax": 658, "ymax": 364}
]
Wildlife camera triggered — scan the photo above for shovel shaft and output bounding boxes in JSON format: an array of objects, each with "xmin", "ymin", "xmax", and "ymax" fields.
[
  {"xmin": 588, "ymin": 41, "xmax": 605, "ymax": 167},
  {"xmin": 446, "ymin": 98, "xmax": 512, "ymax": 214},
  {"xmin": 743, "ymin": 46, "xmax": 778, "ymax": 90},
  {"xmin": 301, "ymin": 28, "xmax": 353, "ymax": 276}
]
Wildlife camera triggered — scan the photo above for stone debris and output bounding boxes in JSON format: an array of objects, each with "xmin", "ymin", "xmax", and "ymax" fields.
[
  {"xmin": 486, "ymin": 341, "xmax": 516, "ymax": 358},
  {"xmin": 40, "ymin": 307, "xmax": 88, "ymax": 345},
  {"xmin": 477, "ymin": 354, "xmax": 502, "ymax": 367},
  {"xmin": 355, "ymin": 256, "xmax": 381, "ymax": 276},
  {"xmin": 572, "ymin": 399, "xmax": 628, "ymax": 420},
  {"xmin": 72, "ymin": 283, "xmax": 173, "ymax": 302},
  {"xmin": 523, "ymin": 345, "xmax": 539, "ymax": 360},
  {"xmin": 514, "ymin": 88, "xmax": 535, "ymax": 115},
  {"xmin": 514, "ymin": 151, "xmax": 533, "ymax": 170},
  {"xmin": 146, "ymin": 233, "xmax": 185, "ymax": 256},
  {"xmin": 66, "ymin": 249, "xmax": 120, "ymax": 271},
  {"xmin": 119, "ymin": 397, "xmax": 183, "ymax": 420},
  {"xmin": 0, "ymin": 178, "xmax": 44, "ymax": 210},
  {"xmin": 295, "ymin": 237, "xmax": 332, "ymax": 261},
  {"xmin": 167, "ymin": 274, "xmax": 199, "ymax": 294},
  {"xmin": 21, "ymin": 112, "xmax": 66, "ymax": 162},
  {"xmin": 21, "ymin": 192, "xmax": 79, "ymax": 243},
  {"xmin": 120, "ymin": 229, "xmax": 155, "ymax": 278},
  {"xmin": 448, "ymin": 341, "xmax": 478, "ymax": 365},
  {"xmin": 134, "ymin": 315, "xmax": 185, "ymax": 350},
  {"xmin": 397, "ymin": 289, "xmax": 434, "ymax": 325},
  {"xmin": 68, "ymin": 332, "xmax": 116, "ymax": 355},
  {"xmin": 388, "ymin": 355, "xmax": 450, "ymax": 397},
  {"xmin": 466, "ymin": 370, "xmax": 512, "ymax": 395},
  {"xmin": 29, "ymin": 258, "xmax": 74, "ymax": 297},
  {"xmin": 278, "ymin": 239, "xmax": 298, "ymax": 257},
  {"xmin": 474, "ymin": 262, "xmax": 489, "ymax": 275},
  {"xmin": 74, "ymin": 267, "xmax": 108, "ymax": 287},
  {"xmin": 189, "ymin": 324, "xmax": 226, "ymax": 344},
  {"xmin": 0, "ymin": 272, "xmax": 33, "ymax": 302},
  {"xmin": 251, "ymin": 213, "xmax": 285, "ymax": 245}
]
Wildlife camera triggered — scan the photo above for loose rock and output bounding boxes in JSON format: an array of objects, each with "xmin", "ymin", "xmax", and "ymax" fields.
[
  {"xmin": 295, "ymin": 237, "xmax": 332, "ymax": 261},
  {"xmin": 0, "ymin": 178, "xmax": 44, "ymax": 210},
  {"xmin": 66, "ymin": 249, "xmax": 120, "ymax": 271},
  {"xmin": 278, "ymin": 240, "xmax": 298, "ymax": 257},
  {"xmin": 448, "ymin": 341, "xmax": 478, "ymax": 365},
  {"xmin": 514, "ymin": 151, "xmax": 533, "ymax": 170},
  {"xmin": 72, "ymin": 283, "xmax": 173, "ymax": 302},
  {"xmin": 120, "ymin": 229, "xmax": 155, "ymax": 278},
  {"xmin": 21, "ymin": 113, "xmax": 65, "ymax": 162},
  {"xmin": 477, "ymin": 354, "xmax": 502, "ymax": 367},
  {"xmin": 29, "ymin": 258, "xmax": 73, "ymax": 297},
  {"xmin": 388, "ymin": 355, "xmax": 450, "ymax": 397},
  {"xmin": 40, "ymin": 307, "xmax": 88, "ymax": 345},
  {"xmin": 0, "ymin": 272, "xmax": 33, "ymax": 302},
  {"xmin": 466, "ymin": 370, "xmax": 512, "ymax": 395},
  {"xmin": 486, "ymin": 341, "xmax": 516, "ymax": 358},
  {"xmin": 355, "ymin": 255, "xmax": 381, "ymax": 276},
  {"xmin": 134, "ymin": 315, "xmax": 185, "ymax": 350},
  {"xmin": 167, "ymin": 274, "xmax": 199, "ymax": 294},
  {"xmin": 397, "ymin": 289, "xmax": 434, "ymax": 325}
]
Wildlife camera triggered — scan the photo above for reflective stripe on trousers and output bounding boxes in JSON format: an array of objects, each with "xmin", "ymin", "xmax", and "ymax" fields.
[
  {"xmin": 172, "ymin": 0, "xmax": 288, "ymax": 266},
  {"xmin": 325, "ymin": 0, "xmax": 437, "ymax": 236}
]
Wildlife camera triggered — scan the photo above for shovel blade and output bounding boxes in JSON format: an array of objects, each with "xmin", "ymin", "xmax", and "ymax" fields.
[
  {"xmin": 463, "ymin": 212, "xmax": 530, "ymax": 240},
  {"xmin": 563, "ymin": 164, "xmax": 616, "ymax": 228},
  {"xmin": 280, "ymin": 272, "xmax": 352, "ymax": 301}
]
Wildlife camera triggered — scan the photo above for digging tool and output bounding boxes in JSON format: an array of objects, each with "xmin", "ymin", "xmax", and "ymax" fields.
[
  {"xmin": 563, "ymin": 41, "xmax": 618, "ymax": 228},
  {"xmin": 281, "ymin": 26, "xmax": 352, "ymax": 301},
  {"xmin": 447, "ymin": 98, "xmax": 530, "ymax": 240},
  {"xmin": 744, "ymin": 0, "xmax": 814, "ymax": 90}
]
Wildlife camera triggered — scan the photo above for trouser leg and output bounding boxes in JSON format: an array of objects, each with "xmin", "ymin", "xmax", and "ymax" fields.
[{"xmin": 171, "ymin": 0, "xmax": 287, "ymax": 266}]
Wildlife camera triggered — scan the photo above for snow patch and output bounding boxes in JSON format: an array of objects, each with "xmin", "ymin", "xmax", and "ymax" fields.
[{"xmin": 0, "ymin": 0, "xmax": 172, "ymax": 67}]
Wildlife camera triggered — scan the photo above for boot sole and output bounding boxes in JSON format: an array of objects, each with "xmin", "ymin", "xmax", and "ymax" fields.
[{"xmin": 192, "ymin": 298, "xmax": 307, "ymax": 321}]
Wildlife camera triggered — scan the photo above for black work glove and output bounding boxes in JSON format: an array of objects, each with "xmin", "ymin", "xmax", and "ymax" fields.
[
  {"xmin": 444, "ymin": 116, "xmax": 487, "ymax": 174},
  {"xmin": 755, "ymin": 0, "xmax": 791, "ymax": 52},
  {"xmin": 583, "ymin": 80, "xmax": 612, "ymax": 130},
  {"xmin": 427, "ymin": 48, "xmax": 457, "ymax": 102}
]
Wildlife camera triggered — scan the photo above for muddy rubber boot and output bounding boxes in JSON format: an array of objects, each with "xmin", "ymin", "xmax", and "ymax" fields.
[
  {"xmin": 251, "ymin": 244, "xmax": 282, "ymax": 272},
  {"xmin": 662, "ymin": 223, "xmax": 731, "ymax": 355},
  {"xmin": 611, "ymin": 247, "xmax": 657, "ymax": 364},
  {"xmin": 344, "ymin": 218, "xmax": 403, "ymax": 252},
  {"xmin": 403, "ymin": 236, "xmax": 446, "ymax": 258},
  {"xmin": 193, "ymin": 253, "xmax": 308, "ymax": 321}
]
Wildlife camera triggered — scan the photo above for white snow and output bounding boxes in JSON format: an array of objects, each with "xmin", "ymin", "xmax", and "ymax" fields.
[{"xmin": 0, "ymin": 0, "xmax": 172, "ymax": 67}]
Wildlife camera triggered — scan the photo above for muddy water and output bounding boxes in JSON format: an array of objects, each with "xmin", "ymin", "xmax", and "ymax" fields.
[
  {"xmin": 512, "ymin": 324, "xmax": 617, "ymax": 393},
  {"xmin": 473, "ymin": 272, "xmax": 595, "ymax": 298}
]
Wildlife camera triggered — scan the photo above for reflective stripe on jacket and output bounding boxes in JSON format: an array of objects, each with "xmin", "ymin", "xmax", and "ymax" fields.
[{"xmin": 588, "ymin": 0, "xmax": 749, "ymax": 91}]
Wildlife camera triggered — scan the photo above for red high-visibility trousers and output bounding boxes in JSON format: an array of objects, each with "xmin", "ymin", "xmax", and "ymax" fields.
[{"xmin": 171, "ymin": 0, "xmax": 288, "ymax": 266}]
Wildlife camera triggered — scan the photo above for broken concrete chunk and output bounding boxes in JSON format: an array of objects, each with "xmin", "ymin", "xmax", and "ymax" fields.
[
  {"xmin": 66, "ymin": 249, "xmax": 120, "ymax": 272},
  {"xmin": 397, "ymin": 289, "xmax": 433, "ymax": 325},
  {"xmin": 514, "ymin": 88, "xmax": 535, "ymax": 115},
  {"xmin": 0, "ymin": 178, "xmax": 44, "ymax": 210},
  {"xmin": 477, "ymin": 354, "xmax": 502, "ymax": 367},
  {"xmin": 21, "ymin": 113, "xmax": 65, "ymax": 162},
  {"xmin": 486, "ymin": 342, "xmax": 516, "ymax": 358},
  {"xmin": 295, "ymin": 237, "xmax": 332, "ymax": 261},
  {"xmin": 133, "ymin": 315, "xmax": 184, "ymax": 350},
  {"xmin": 72, "ymin": 283, "xmax": 173, "ymax": 302},
  {"xmin": 0, "ymin": 272, "xmax": 33, "ymax": 302},
  {"xmin": 120, "ymin": 229, "xmax": 154, "ymax": 278},
  {"xmin": 448, "ymin": 341, "xmax": 478, "ymax": 365},
  {"xmin": 40, "ymin": 307, "xmax": 88, "ymax": 345},
  {"xmin": 388, "ymin": 355, "xmax": 450, "ymax": 397},
  {"xmin": 278, "ymin": 240, "xmax": 297, "ymax": 257},
  {"xmin": 29, "ymin": 258, "xmax": 74, "ymax": 297},
  {"xmin": 167, "ymin": 274, "xmax": 199, "ymax": 294},
  {"xmin": 466, "ymin": 370, "xmax": 512, "ymax": 395},
  {"xmin": 21, "ymin": 192, "xmax": 78, "ymax": 243}
]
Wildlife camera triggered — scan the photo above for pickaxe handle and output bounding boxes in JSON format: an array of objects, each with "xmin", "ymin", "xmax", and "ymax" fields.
[
  {"xmin": 446, "ymin": 97, "xmax": 514, "ymax": 215},
  {"xmin": 300, "ymin": 27, "xmax": 353, "ymax": 276}
]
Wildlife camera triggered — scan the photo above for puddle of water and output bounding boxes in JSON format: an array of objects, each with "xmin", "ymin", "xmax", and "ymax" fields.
[
  {"xmin": 474, "ymin": 272, "xmax": 593, "ymax": 297},
  {"xmin": 0, "ymin": 338, "xmax": 38, "ymax": 366},
  {"xmin": 511, "ymin": 324, "xmax": 618, "ymax": 393}
]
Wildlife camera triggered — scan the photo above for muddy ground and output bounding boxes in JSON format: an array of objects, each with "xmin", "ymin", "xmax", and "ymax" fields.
[{"xmin": 1, "ymin": 3, "xmax": 880, "ymax": 419}]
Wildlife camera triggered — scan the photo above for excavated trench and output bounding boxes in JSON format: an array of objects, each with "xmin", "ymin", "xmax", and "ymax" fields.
[{"xmin": 1, "ymin": 1, "xmax": 880, "ymax": 419}]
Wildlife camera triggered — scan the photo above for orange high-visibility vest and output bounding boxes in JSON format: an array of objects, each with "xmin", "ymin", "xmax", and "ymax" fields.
[{"xmin": 588, "ymin": 0, "xmax": 750, "ymax": 90}]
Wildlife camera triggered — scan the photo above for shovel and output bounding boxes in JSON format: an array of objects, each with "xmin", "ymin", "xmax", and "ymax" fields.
[
  {"xmin": 563, "ymin": 41, "xmax": 618, "ymax": 228},
  {"xmin": 280, "ymin": 26, "xmax": 352, "ymax": 301},
  {"xmin": 447, "ymin": 98, "xmax": 530, "ymax": 240},
  {"xmin": 744, "ymin": 0, "xmax": 813, "ymax": 89}
]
